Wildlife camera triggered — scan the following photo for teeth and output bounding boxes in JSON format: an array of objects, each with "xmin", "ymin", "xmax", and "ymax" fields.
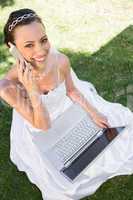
[
  {"xmin": 34, "ymin": 57, "xmax": 45, "ymax": 62},
  {"xmin": 32, "ymin": 54, "xmax": 47, "ymax": 62}
]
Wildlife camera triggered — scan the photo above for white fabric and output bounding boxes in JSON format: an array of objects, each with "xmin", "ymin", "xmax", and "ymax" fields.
[{"xmin": 10, "ymin": 65, "xmax": 133, "ymax": 200}]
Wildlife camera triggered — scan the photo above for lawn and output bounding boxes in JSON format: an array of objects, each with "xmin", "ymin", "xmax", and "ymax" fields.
[{"xmin": 0, "ymin": 0, "xmax": 133, "ymax": 200}]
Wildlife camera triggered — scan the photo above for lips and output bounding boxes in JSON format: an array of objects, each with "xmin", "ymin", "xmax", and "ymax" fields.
[{"xmin": 33, "ymin": 56, "xmax": 46, "ymax": 62}]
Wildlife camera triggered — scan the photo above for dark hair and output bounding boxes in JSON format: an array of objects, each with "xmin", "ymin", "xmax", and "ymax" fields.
[{"xmin": 3, "ymin": 8, "xmax": 44, "ymax": 47}]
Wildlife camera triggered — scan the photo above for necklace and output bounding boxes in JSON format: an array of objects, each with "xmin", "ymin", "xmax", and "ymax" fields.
[{"xmin": 32, "ymin": 65, "xmax": 54, "ymax": 81}]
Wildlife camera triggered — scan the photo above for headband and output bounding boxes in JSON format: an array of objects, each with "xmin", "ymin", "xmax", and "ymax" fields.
[{"xmin": 8, "ymin": 13, "xmax": 37, "ymax": 32}]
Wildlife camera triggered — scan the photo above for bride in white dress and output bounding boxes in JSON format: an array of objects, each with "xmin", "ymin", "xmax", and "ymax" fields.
[{"xmin": 1, "ymin": 8, "xmax": 133, "ymax": 200}]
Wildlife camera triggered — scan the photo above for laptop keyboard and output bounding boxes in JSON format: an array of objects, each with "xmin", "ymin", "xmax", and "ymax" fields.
[{"xmin": 53, "ymin": 116, "xmax": 102, "ymax": 165}]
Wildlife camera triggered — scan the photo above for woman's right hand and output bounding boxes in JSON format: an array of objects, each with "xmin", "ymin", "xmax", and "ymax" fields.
[
  {"xmin": 89, "ymin": 110, "xmax": 110, "ymax": 129},
  {"xmin": 16, "ymin": 59, "xmax": 39, "ymax": 95}
]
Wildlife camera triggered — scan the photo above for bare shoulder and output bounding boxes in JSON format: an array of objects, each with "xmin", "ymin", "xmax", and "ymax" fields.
[
  {"xmin": 0, "ymin": 78, "xmax": 17, "ymax": 108},
  {"xmin": 0, "ymin": 78, "xmax": 34, "ymax": 125},
  {"xmin": 0, "ymin": 78, "xmax": 17, "ymax": 97},
  {"xmin": 4, "ymin": 63, "xmax": 18, "ymax": 81},
  {"xmin": 0, "ymin": 78, "xmax": 14, "ymax": 90},
  {"xmin": 57, "ymin": 52, "xmax": 71, "ymax": 77}
]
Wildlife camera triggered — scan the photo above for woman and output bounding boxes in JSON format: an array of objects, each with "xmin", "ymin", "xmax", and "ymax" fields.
[{"xmin": 1, "ymin": 8, "xmax": 133, "ymax": 200}]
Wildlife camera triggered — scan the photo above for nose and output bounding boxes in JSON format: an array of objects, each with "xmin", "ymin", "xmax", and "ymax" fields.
[
  {"xmin": 34, "ymin": 42, "xmax": 49, "ymax": 56},
  {"xmin": 35, "ymin": 44, "xmax": 45, "ymax": 55}
]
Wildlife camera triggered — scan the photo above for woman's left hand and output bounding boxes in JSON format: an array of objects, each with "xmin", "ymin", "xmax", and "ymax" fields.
[
  {"xmin": 16, "ymin": 59, "xmax": 39, "ymax": 95},
  {"xmin": 89, "ymin": 110, "xmax": 110, "ymax": 128}
]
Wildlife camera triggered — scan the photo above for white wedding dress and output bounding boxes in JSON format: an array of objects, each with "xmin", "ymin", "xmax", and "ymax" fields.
[{"xmin": 10, "ymin": 48, "xmax": 133, "ymax": 200}]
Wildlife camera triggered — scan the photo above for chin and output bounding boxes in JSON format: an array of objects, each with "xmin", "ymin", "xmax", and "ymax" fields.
[
  {"xmin": 29, "ymin": 60, "xmax": 42, "ymax": 69},
  {"xmin": 36, "ymin": 61, "xmax": 46, "ymax": 67}
]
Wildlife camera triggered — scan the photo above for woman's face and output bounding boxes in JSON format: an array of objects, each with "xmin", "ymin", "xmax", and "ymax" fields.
[{"xmin": 13, "ymin": 21, "xmax": 51, "ymax": 71}]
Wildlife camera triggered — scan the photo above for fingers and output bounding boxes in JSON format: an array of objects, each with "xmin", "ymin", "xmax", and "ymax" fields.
[
  {"xmin": 97, "ymin": 113, "xmax": 110, "ymax": 128},
  {"xmin": 100, "ymin": 122, "xmax": 109, "ymax": 129},
  {"xmin": 16, "ymin": 59, "xmax": 24, "ymax": 72},
  {"xmin": 24, "ymin": 62, "xmax": 30, "ymax": 79},
  {"xmin": 97, "ymin": 122, "xmax": 107, "ymax": 129},
  {"xmin": 23, "ymin": 62, "xmax": 33, "ymax": 82},
  {"xmin": 95, "ymin": 116, "xmax": 110, "ymax": 129},
  {"xmin": 100, "ymin": 120, "xmax": 109, "ymax": 128},
  {"xmin": 16, "ymin": 59, "xmax": 33, "ymax": 83},
  {"xmin": 16, "ymin": 59, "xmax": 23, "ymax": 82}
]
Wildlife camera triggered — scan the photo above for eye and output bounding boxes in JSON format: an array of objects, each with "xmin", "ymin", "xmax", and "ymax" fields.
[
  {"xmin": 41, "ymin": 38, "xmax": 48, "ymax": 43},
  {"xmin": 24, "ymin": 44, "xmax": 33, "ymax": 48}
]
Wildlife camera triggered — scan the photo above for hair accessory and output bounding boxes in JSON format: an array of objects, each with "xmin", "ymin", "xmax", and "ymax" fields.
[{"xmin": 8, "ymin": 13, "xmax": 37, "ymax": 32}]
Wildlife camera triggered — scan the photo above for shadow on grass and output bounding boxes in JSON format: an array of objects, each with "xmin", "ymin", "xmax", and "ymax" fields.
[
  {"xmin": 0, "ymin": 25, "xmax": 133, "ymax": 200},
  {"xmin": 62, "ymin": 25, "xmax": 133, "ymax": 106},
  {"xmin": 0, "ymin": 0, "xmax": 14, "ymax": 8}
]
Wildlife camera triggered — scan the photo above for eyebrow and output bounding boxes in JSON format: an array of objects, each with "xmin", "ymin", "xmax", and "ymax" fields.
[{"xmin": 24, "ymin": 35, "xmax": 47, "ymax": 43}]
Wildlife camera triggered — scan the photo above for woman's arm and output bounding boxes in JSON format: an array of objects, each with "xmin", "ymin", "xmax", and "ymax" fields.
[
  {"xmin": 28, "ymin": 90, "xmax": 51, "ymax": 130},
  {"xmin": 59, "ymin": 54, "xmax": 109, "ymax": 128},
  {"xmin": 62, "ymin": 56, "xmax": 99, "ymax": 114},
  {"xmin": 0, "ymin": 79, "xmax": 51, "ymax": 132}
]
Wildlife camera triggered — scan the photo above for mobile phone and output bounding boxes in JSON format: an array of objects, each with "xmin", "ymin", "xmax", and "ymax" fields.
[{"xmin": 9, "ymin": 43, "xmax": 28, "ymax": 66}]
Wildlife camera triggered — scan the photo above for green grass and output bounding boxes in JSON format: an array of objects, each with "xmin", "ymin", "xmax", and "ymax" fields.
[{"xmin": 0, "ymin": 0, "xmax": 133, "ymax": 199}]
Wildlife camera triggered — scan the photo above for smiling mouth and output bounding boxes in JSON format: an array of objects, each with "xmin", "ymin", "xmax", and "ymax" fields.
[{"xmin": 33, "ymin": 56, "xmax": 46, "ymax": 62}]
